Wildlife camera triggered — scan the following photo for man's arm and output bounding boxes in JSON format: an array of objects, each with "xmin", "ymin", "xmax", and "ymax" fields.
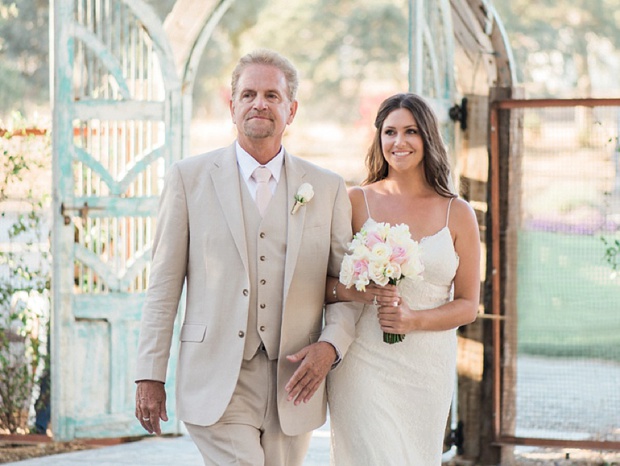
[
  {"xmin": 135, "ymin": 163, "xmax": 189, "ymax": 431},
  {"xmin": 285, "ymin": 176, "xmax": 362, "ymax": 404}
]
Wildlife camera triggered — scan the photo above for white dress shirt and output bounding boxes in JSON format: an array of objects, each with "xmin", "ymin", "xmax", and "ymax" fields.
[{"xmin": 236, "ymin": 141, "xmax": 284, "ymax": 200}]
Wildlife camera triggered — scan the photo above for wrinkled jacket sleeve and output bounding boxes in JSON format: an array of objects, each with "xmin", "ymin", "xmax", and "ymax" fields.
[{"xmin": 318, "ymin": 177, "xmax": 363, "ymax": 358}]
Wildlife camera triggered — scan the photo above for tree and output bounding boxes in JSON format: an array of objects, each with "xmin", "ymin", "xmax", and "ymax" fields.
[
  {"xmin": 0, "ymin": 0, "xmax": 49, "ymax": 117},
  {"xmin": 494, "ymin": 0, "xmax": 620, "ymax": 97},
  {"xmin": 192, "ymin": 0, "xmax": 409, "ymax": 123}
]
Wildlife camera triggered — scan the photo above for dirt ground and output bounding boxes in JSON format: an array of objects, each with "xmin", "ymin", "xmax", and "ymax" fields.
[{"xmin": 0, "ymin": 438, "xmax": 94, "ymax": 464}]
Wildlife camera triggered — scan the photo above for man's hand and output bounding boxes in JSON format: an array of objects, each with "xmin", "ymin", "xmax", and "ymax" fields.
[
  {"xmin": 285, "ymin": 341, "xmax": 337, "ymax": 406},
  {"xmin": 135, "ymin": 380, "xmax": 168, "ymax": 435}
]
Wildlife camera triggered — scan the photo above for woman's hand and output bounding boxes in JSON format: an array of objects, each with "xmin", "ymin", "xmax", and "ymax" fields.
[
  {"xmin": 366, "ymin": 284, "xmax": 400, "ymax": 306},
  {"xmin": 377, "ymin": 295, "xmax": 416, "ymax": 335},
  {"xmin": 341, "ymin": 283, "xmax": 400, "ymax": 306}
]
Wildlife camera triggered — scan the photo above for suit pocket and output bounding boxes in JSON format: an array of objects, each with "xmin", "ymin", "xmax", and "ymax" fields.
[{"xmin": 180, "ymin": 323, "xmax": 207, "ymax": 342}]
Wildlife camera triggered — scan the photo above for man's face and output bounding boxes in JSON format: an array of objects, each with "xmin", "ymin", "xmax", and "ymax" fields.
[{"xmin": 229, "ymin": 64, "xmax": 298, "ymax": 143}]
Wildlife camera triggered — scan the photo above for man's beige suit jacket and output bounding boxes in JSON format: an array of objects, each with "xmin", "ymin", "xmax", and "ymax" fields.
[{"xmin": 136, "ymin": 144, "xmax": 360, "ymax": 436}]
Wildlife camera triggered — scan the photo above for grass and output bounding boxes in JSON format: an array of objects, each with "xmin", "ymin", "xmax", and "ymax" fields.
[{"xmin": 517, "ymin": 230, "xmax": 620, "ymax": 361}]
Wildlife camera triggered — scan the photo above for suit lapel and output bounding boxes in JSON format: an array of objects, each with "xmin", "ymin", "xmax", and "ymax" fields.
[
  {"xmin": 283, "ymin": 152, "xmax": 306, "ymax": 295},
  {"xmin": 210, "ymin": 144, "xmax": 249, "ymax": 274}
]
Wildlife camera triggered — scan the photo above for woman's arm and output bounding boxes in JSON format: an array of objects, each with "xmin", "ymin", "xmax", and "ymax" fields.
[
  {"xmin": 377, "ymin": 198, "xmax": 480, "ymax": 334},
  {"xmin": 326, "ymin": 276, "xmax": 400, "ymax": 306},
  {"xmin": 324, "ymin": 186, "xmax": 400, "ymax": 306}
]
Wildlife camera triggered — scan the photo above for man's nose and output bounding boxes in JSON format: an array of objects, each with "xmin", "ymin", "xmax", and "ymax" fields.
[{"xmin": 253, "ymin": 95, "xmax": 268, "ymax": 109}]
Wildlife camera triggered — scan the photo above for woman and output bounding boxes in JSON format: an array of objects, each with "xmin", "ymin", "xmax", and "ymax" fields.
[{"xmin": 326, "ymin": 93, "xmax": 480, "ymax": 465}]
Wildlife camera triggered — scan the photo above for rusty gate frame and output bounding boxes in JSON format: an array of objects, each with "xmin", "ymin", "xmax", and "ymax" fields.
[{"xmin": 490, "ymin": 97, "xmax": 620, "ymax": 451}]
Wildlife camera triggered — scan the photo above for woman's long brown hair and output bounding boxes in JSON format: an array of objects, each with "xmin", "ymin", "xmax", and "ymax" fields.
[{"xmin": 363, "ymin": 93, "xmax": 455, "ymax": 198}]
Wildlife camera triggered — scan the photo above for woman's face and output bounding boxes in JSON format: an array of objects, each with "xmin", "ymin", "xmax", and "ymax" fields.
[{"xmin": 380, "ymin": 108, "xmax": 424, "ymax": 173}]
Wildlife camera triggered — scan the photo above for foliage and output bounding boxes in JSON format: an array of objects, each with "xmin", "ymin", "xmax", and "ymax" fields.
[
  {"xmin": 0, "ymin": 0, "xmax": 49, "ymax": 116},
  {"xmin": 601, "ymin": 236, "xmax": 620, "ymax": 272},
  {"xmin": 192, "ymin": 0, "xmax": 409, "ymax": 123},
  {"xmin": 0, "ymin": 122, "xmax": 51, "ymax": 433},
  {"xmin": 494, "ymin": 0, "xmax": 620, "ymax": 97}
]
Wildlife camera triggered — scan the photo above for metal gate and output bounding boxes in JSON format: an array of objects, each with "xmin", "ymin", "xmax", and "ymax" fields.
[
  {"xmin": 49, "ymin": 0, "xmax": 460, "ymax": 442},
  {"xmin": 51, "ymin": 0, "xmax": 182, "ymax": 440},
  {"xmin": 490, "ymin": 97, "xmax": 620, "ymax": 450}
]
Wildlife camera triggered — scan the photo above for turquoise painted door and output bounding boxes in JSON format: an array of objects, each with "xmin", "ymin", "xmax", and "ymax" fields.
[{"xmin": 51, "ymin": 0, "xmax": 182, "ymax": 440}]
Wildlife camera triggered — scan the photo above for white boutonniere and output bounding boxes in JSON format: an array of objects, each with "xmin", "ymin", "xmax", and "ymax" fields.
[{"xmin": 291, "ymin": 183, "xmax": 314, "ymax": 214}]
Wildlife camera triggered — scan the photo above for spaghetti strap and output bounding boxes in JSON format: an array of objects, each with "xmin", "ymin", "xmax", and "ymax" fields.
[
  {"xmin": 445, "ymin": 197, "xmax": 455, "ymax": 227},
  {"xmin": 360, "ymin": 188, "xmax": 372, "ymax": 221},
  {"xmin": 354, "ymin": 187, "xmax": 372, "ymax": 221}
]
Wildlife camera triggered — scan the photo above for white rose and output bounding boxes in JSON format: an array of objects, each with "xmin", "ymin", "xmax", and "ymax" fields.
[
  {"xmin": 368, "ymin": 261, "xmax": 389, "ymax": 286},
  {"xmin": 387, "ymin": 223, "xmax": 413, "ymax": 246},
  {"xmin": 296, "ymin": 183, "xmax": 314, "ymax": 202},
  {"xmin": 291, "ymin": 183, "xmax": 315, "ymax": 214},
  {"xmin": 370, "ymin": 242, "xmax": 392, "ymax": 262},
  {"xmin": 339, "ymin": 255, "xmax": 355, "ymax": 287},
  {"xmin": 401, "ymin": 254, "xmax": 424, "ymax": 279}
]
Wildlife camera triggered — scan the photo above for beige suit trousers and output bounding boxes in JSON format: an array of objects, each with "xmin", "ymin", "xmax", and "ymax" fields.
[{"xmin": 184, "ymin": 349, "xmax": 312, "ymax": 466}]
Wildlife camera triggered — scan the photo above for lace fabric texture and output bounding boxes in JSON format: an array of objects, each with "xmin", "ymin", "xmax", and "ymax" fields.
[{"xmin": 328, "ymin": 225, "xmax": 459, "ymax": 465}]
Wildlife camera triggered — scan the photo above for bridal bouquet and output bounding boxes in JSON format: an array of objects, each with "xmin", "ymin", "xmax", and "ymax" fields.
[{"xmin": 339, "ymin": 221, "xmax": 424, "ymax": 344}]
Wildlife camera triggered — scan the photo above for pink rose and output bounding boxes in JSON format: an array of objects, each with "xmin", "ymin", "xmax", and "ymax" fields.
[{"xmin": 390, "ymin": 246, "xmax": 408, "ymax": 264}]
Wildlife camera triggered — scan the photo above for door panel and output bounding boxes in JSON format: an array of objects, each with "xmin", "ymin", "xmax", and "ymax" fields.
[{"xmin": 51, "ymin": 0, "xmax": 181, "ymax": 440}]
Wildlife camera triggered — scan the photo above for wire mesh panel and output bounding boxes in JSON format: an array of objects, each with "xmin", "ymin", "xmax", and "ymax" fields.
[{"xmin": 502, "ymin": 104, "xmax": 620, "ymax": 445}]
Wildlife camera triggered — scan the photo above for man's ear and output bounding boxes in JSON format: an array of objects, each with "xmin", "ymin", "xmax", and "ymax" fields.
[
  {"xmin": 229, "ymin": 99, "xmax": 235, "ymax": 121},
  {"xmin": 287, "ymin": 100, "xmax": 299, "ymax": 125}
]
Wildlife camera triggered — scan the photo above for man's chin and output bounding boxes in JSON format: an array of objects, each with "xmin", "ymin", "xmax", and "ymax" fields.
[{"xmin": 243, "ymin": 126, "xmax": 275, "ymax": 140}]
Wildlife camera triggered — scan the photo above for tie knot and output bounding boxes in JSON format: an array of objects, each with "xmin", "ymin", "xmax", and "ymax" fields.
[{"xmin": 252, "ymin": 166, "xmax": 271, "ymax": 184}]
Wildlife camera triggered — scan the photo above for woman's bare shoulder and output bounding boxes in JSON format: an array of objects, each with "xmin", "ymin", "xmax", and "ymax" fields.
[{"xmin": 449, "ymin": 197, "xmax": 479, "ymax": 235}]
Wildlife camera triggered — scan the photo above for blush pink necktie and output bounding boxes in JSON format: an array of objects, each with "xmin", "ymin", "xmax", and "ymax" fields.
[{"xmin": 252, "ymin": 166, "xmax": 272, "ymax": 217}]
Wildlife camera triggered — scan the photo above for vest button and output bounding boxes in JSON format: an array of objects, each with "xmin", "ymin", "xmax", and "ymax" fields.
[
  {"xmin": 260, "ymin": 232, "xmax": 266, "ymax": 238},
  {"xmin": 260, "ymin": 256, "xmax": 266, "ymax": 261},
  {"xmin": 238, "ymin": 331, "xmax": 245, "ymax": 338},
  {"xmin": 260, "ymin": 304, "xmax": 266, "ymax": 309},
  {"xmin": 259, "ymin": 326, "xmax": 266, "ymax": 332},
  {"xmin": 243, "ymin": 289, "xmax": 249, "ymax": 296},
  {"xmin": 260, "ymin": 279, "xmax": 266, "ymax": 285}
]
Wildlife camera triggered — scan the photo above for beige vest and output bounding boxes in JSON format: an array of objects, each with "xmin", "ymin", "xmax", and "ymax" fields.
[{"xmin": 240, "ymin": 165, "xmax": 288, "ymax": 360}]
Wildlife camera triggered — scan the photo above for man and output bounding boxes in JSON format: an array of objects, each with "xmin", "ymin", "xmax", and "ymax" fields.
[{"xmin": 134, "ymin": 49, "xmax": 359, "ymax": 465}]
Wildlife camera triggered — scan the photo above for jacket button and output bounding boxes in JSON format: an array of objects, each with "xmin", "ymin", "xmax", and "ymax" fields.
[
  {"xmin": 260, "ymin": 256, "xmax": 266, "ymax": 261},
  {"xmin": 243, "ymin": 289, "xmax": 249, "ymax": 296},
  {"xmin": 259, "ymin": 326, "xmax": 266, "ymax": 332},
  {"xmin": 238, "ymin": 331, "xmax": 245, "ymax": 338},
  {"xmin": 260, "ymin": 232, "xmax": 266, "ymax": 238},
  {"xmin": 260, "ymin": 279, "xmax": 266, "ymax": 285},
  {"xmin": 260, "ymin": 304, "xmax": 266, "ymax": 309}
]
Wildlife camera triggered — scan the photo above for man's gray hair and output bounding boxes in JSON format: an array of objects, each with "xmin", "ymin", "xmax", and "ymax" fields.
[{"xmin": 231, "ymin": 49, "xmax": 299, "ymax": 101}]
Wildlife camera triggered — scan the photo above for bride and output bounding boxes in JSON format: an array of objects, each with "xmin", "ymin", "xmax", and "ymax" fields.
[{"xmin": 325, "ymin": 93, "xmax": 480, "ymax": 465}]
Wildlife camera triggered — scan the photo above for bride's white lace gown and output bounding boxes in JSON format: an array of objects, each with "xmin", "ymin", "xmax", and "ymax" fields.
[{"xmin": 328, "ymin": 198, "xmax": 459, "ymax": 466}]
